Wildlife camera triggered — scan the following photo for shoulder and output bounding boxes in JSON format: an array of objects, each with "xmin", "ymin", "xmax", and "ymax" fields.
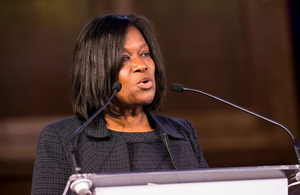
[
  {"xmin": 39, "ymin": 115, "xmax": 82, "ymax": 145},
  {"xmin": 46, "ymin": 115, "xmax": 82, "ymax": 130}
]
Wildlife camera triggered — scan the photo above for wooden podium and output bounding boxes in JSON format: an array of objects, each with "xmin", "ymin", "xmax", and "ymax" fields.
[{"xmin": 65, "ymin": 165, "xmax": 300, "ymax": 195}]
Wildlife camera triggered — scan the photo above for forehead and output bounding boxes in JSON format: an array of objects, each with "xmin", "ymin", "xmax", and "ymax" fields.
[{"xmin": 124, "ymin": 26, "xmax": 148, "ymax": 47}]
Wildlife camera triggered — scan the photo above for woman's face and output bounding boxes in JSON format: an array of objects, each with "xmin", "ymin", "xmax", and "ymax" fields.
[{"xmin": 116, "ymin": 26, "xmax": 156, "ymax": 110}]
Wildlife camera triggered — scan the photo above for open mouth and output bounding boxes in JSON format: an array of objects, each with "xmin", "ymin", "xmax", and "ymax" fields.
[
  {"xmin": 137, "ymin": 77, "xmax": 153, "ymax": 89},
  {"xmin": 140, "ymin": 77, "xmax": 149, "ymax": 84}
]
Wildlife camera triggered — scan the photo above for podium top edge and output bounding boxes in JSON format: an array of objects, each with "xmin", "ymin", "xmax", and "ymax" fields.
[{"xmin": 68, "ymin": 164, "xmax": 300, "ymax": 188}]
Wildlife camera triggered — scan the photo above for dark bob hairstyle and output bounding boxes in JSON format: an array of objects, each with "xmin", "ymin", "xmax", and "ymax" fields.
[{"xmin": 71, "ymin": 14, "xmax": 166, "ymax": 121}]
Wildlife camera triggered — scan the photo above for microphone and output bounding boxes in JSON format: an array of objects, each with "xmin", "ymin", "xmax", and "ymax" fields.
[
  {"xmin": 170, "ymin": 82, "xmax": 300, "ymax": 164},
  {"xmin": 112, "ymin": 81, "xmax": 122, "ymax": 92},
  {"xmin": 71, "ymin": 81, "xmax": 122, "ymax": 174},
  {"xmin": 68, "ymin": 82, "xmax": 122, "ymax": 195}
]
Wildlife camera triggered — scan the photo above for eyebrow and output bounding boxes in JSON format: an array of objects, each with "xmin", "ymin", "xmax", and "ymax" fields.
[{"xmin": 123, "ymin": 43, "xmax": 149, "ymax": 52}]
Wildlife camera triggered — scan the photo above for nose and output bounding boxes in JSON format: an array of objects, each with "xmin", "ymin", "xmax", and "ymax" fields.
[{"xmin": 132, "ymin": 58, "xmax": 147, "ymax": 73}]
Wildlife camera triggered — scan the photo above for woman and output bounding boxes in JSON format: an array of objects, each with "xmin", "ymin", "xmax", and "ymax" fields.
[{"xmin": 31, "ymin": 14, "xmax": 208, "ymax": 195}]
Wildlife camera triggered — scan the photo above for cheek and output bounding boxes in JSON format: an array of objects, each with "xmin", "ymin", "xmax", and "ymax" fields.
[
  {"xmin": 115, "ymin": 70, "xmax": 131, "ymax": 100},
  {"xmin": 117, "ymin": 68, "xmax": 126, "ymax": 82},
  {"xmin": 117, "ymin": 68, "xmax": 132, "ymax": 89}
]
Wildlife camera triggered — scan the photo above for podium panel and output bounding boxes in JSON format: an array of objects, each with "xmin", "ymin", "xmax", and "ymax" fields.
[
  {"xmin": 96, "ymin": 178, "xmax": 287, "ymax": 195},
  {"xmin": 65, "ymin": 165, "xmax": 300, "ymax": 195}
]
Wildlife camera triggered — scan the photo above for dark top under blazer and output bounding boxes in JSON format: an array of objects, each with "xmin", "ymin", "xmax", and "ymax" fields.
[{"xmin": 31, "ymin": 112, "xmax": 208, "ymax": 195}]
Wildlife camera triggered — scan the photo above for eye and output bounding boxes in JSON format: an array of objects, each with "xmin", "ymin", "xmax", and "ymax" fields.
[
  {"xmin": 122, "ymin": 55, "xmax": 130, "ymax": 63},
  {"xmin": 141, "ymin": 52, "xmax": 151, "ymax": 57}
]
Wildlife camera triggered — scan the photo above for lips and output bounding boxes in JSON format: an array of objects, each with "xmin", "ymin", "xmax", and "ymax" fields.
[{"xmin": 137, "ymin": 76, "xmax": 153, "ymax": 89}]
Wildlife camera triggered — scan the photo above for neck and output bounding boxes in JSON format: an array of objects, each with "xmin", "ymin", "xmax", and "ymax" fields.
[{"xmin": 104, "ymin": 108, "xmax": 153, "ymax": 132}]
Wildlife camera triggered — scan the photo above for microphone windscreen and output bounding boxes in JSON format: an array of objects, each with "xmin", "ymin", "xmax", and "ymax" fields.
[
  {"xmin": 170, "ymin": 83, "xmax": 184, "ymax": 92},
  {"xmin": 112, "ymin": 82, "xmax": 122, "ymax": 92}
]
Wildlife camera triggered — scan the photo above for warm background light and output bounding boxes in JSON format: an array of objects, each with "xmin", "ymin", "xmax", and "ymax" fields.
[{"xmin": 0, "ymin": 0, "xmax": 299, "ymax": 194}]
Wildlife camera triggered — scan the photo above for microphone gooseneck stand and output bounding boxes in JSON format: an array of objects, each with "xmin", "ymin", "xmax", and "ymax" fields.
[
  {"xmin": 170, "ymin": 83, "xmax": 300, "ymax": 164},
  {"xmin": 171, "ymin": 82, "xmax": 300, "ymax": 189},
  {"xmin": 63, "ymin": 82, "xmax": 122, "ymax": 195}
]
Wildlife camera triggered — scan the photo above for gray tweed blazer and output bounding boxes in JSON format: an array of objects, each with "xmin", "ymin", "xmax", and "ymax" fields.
[{"xmin": 31, "ymin": 112, "xmax": 208, "ymax": 194}]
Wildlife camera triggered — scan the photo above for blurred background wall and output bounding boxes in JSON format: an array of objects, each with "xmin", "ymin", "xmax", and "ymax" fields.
[{"xmin": 0, "ymin": 0, "xmax": 299, "ymax": 193}]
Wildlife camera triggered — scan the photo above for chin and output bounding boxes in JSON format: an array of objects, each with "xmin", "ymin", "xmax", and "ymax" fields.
[{"xmin": 140, "ymin": 96, "xmax": 155, "ymax": 105}]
